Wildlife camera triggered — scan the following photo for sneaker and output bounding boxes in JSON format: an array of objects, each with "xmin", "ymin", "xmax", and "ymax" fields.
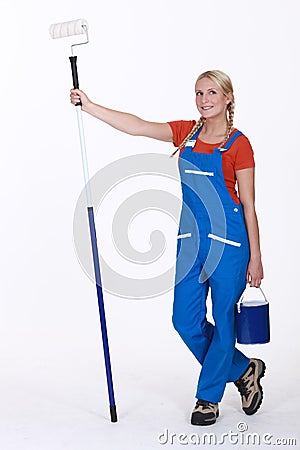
[
  {"xmin": 234, "ymin": 358, "xmax": 266, "ymax": 415},
  {"xmin": 191, "ymin": 399, "xmax": 219, "ymax": 426}
]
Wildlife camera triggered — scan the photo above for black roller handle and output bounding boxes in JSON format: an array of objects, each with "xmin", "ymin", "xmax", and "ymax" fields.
[{"xmin": 69, "ymin": 56, "xmax": 82, "ymax": 106}]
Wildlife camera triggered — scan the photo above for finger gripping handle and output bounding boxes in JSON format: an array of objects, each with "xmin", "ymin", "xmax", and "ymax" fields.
[{"xmin": 69, "ymin": 56, "xmax": 82, "ymax": 106}]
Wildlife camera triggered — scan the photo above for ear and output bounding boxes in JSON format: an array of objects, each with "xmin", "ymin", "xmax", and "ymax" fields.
[{"xmin": 225, "ymin": 93, "xmax": 232, "ymax": 105}]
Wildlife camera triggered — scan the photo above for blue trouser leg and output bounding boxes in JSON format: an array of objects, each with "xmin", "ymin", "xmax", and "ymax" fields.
[
  {"xmin": 173, "ymin": 274, "xmax": 249, "ymax": 403},
  {"xmin": 173, "ymin": 267, "xmax": 249, "ymax": 384},
  {"xmin": 173, "ymin": 236, "xmax": 250, "ymax": 404},
  {"xmin": 195, "ymin": 273, "xmax": 250, "ymax": 403}
]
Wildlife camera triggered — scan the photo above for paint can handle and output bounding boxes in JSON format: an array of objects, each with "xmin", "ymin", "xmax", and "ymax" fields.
[{"xmin": 237, "ymin": 286, "xmax": 268, "ymax": 313}]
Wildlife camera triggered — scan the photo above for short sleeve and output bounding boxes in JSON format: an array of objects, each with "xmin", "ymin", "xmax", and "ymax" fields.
[
  {"xmin": 168, "ymin": 120, "xmax": 196, "ymax": 147},
  {"xmin": 234, "ymin": 135, "xmax": 255, "ymax": 170}
]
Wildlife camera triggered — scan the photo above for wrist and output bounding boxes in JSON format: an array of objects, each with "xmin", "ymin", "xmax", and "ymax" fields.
[
  {"xmin": 82, "ymin": 100, "xmax": 94, "ymax": 113},
  {"xmin": 250, "ymin": 252, "xmax": 262, "ymax": 261}
]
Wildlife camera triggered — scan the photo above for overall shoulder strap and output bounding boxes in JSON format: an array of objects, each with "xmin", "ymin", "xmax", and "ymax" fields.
[
  {"xmin": 221, "ymin": 130, "xmax": 243, "ymax": 151},
  {"xmin": 185, "ymin": 125, "xmax": 203, "ymax": 148},
  {"xmin": 192, "ymin": 126, "xmax": 203, "ymax": 140},
  {"xmin": 184, "ymin": 125, "xmax": 203, "ymax": 146}
]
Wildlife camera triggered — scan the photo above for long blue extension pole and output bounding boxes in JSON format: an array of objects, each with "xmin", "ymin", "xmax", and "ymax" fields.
[{"xmin": 70, "ymin": 55, "xmax": 117, "ymax": 423}]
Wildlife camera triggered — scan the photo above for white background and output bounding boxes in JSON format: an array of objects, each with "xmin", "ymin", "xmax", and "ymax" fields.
[{"xmin": 0, "ymin": 0, "xmax": 299, "ymax": 448}]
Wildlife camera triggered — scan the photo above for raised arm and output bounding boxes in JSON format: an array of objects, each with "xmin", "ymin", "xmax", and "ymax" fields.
[
  {"xmin": 70, "ymin": 89, "xmax": 173, "ymax": 142},
  {"xmin": 236, "ymin": 167, "xmax": 264, "ymax": 287}
]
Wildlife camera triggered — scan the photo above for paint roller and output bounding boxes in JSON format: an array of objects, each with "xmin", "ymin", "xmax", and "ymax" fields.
[
  {"xmin": 49, "ymin": 19, "xmax": 88, "ymax": 40},
  {"xmin": 49, "ymin": 18, "xmax": 118, "ymax": 423}
]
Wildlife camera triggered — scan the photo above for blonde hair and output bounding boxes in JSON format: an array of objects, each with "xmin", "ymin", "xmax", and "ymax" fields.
[{"xmin": 171, "ymin": 70, "xmax": 235, "ymax": 157}]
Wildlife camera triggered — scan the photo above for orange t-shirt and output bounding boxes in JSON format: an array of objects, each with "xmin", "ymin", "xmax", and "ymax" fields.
[{"xmin": 168, "ymin": 120, "xmax": 255, "ymax": 204}]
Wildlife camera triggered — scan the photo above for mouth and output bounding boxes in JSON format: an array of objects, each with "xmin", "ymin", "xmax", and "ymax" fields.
[{"xmin": 201, "ymin": 106, "xmax": 213, "ymax": 111}]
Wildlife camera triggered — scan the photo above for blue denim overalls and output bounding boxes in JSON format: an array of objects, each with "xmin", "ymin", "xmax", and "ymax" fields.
[{"xmin": 173, "ymin": 127, "xmax": 250, "ymax": 403}]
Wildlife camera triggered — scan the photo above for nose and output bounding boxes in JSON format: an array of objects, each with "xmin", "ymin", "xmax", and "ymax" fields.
[{"xmin": 201, "ymin": 92, "xmax": 209, "ymax": 104}]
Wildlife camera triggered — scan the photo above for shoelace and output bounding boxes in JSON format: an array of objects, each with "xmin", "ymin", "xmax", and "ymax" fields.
[
  {"xmin": 195, "ymin": 399, "xmax": 216, "ymax": 410},
  {"xmin": 235, "ymin": 377, "xmax": 251, "ymax": 398}
]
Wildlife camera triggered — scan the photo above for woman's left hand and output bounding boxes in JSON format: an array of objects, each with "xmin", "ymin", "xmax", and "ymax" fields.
[{"xmin": 246, "ymin": 257, "xmax": 264, "ymax": 287}]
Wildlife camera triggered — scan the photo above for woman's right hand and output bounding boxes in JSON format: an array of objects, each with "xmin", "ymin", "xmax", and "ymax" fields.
[{"xmin": 70, "ymin": 88, "xmax": 93, "ymax": 111}]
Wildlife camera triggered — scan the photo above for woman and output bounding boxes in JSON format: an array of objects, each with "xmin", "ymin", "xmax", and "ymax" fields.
[{"xmin": 70, "ymin": 70, "xmax": 265, "ymax": 426}]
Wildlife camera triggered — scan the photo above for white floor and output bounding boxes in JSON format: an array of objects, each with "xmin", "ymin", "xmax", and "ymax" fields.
[
  {"xmin": 1, "ymin": 292, "xmax": 299, "ymax": 450},
  {"xmin": 1, "ymin": 360, "xmax": 299, "ymax": 450}
]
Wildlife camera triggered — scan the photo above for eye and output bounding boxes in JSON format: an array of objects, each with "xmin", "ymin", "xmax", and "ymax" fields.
[
  {"xmin": 196, "ymin": 91, "xmax": 203, "ymax": 96},
  {"xmin": 209, "ymin": 90, "xmax": 217, "ymax": 95}
]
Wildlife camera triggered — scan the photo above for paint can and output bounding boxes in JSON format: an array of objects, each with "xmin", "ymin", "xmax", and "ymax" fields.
[{"xmin": 236, "ymin": 287, "xmax": 270, "ymax": 344}]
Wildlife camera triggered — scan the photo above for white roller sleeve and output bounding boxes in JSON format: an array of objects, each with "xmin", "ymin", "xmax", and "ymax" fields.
[{"xmin": 49, "ymin": 19, "xmax": 88, "ymax": 39}]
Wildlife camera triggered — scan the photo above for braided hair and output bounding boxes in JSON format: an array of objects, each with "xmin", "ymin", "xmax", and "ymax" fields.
[{"xmin": 171, "ymin": 70, "xmax": 235, "ymax": 157}]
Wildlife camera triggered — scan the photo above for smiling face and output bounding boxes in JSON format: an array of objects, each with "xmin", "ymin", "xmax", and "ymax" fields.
[{"xmin": 195, "ymin": 77, "xmax": 232, "ymax": 120}]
